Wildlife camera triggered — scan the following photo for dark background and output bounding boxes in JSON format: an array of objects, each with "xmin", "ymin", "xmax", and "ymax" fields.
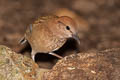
[{"xmin": 0, "ymin": 0, "xmax": 120, "ymax": 68}]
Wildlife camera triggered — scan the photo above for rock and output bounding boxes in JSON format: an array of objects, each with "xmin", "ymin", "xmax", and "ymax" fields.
[
  {"xmin": 0, "ymin": 45, "xmax": 49, "ymax": 80},
  {"xmin": 42, "ymin": 48, "xmax": 120, "ymax": 80},
  {"xmin": 72, "ymin": 0, "xmax": 98, "ymax": 14}
]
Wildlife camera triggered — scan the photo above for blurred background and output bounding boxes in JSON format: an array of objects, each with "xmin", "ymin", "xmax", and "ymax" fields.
[{"xmin": 0, "ymin": 0, "xmax": 120, "ymax": 68}]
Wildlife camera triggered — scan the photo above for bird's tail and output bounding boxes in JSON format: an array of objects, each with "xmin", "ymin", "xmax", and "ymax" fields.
[{"xmin": 19, "ymin": 36, "xmax": 27, "ymax": 45}]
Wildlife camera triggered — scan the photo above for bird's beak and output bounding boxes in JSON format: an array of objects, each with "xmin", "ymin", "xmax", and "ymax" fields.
[{"xmin": 72, "ymin": 34, "xmax": 80, "ymax": 45}]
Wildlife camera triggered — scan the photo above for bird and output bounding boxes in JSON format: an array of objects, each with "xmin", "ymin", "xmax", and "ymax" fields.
[{"xmin": 20, "ymin": 15, "xmax": 80, "ymax": 61}]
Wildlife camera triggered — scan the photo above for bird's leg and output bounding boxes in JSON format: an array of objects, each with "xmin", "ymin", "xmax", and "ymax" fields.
[
  {"xmin": 31, "ymin": 50, "xmax": 36, "ymax": 61},
  {"xmin": 49, "ymin": 52, "xmax": 63, "ymax": 59}
]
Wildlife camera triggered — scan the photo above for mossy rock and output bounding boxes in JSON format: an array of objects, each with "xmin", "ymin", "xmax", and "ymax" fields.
[{"xmin": 0, "ymin": 45, "xmax": 48, "ymax": 80}]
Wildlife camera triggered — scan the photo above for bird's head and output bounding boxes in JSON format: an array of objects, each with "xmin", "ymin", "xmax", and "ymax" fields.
[{"xmin": 51, "ymin": 16, "xmax": 80, "ymax": 45}]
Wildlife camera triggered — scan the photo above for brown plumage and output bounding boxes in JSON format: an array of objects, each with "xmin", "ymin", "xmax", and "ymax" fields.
[{"xmin": 20, "ymin": 15, "xmax": 80, "ymax": 61}]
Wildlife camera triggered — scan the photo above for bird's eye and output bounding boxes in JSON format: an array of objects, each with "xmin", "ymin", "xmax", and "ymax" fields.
[{"xmin": 66, "ymin": 26, "xmax": 70, "ymax": 30}]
